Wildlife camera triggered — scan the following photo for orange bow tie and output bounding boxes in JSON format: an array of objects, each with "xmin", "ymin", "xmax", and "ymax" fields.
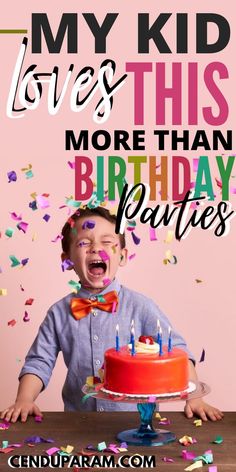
[{"xmin": 71, "ymin": 291, "xmax": 119, "ymax": 320}]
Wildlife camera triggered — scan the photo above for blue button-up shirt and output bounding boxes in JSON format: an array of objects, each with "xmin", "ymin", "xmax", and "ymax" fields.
[{"xmin": 19, "ymin": 279, "xmax": 195, "ymax": 411}]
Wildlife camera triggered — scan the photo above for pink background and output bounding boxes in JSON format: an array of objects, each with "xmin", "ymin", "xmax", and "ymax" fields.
[{"xmin": 0, "ymin": 0, "xmax": 235, "ymax": 412}]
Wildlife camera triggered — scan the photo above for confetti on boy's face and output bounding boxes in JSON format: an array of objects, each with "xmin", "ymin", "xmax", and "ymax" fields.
[{"xmin": 67, "ymin": 216, "xmax": 126, "ymax": 293}]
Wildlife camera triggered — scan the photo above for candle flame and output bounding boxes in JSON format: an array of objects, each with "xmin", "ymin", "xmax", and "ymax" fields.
[{"xmin": 116, "ymin": 324, "xmax": 119, "ymax": 333}]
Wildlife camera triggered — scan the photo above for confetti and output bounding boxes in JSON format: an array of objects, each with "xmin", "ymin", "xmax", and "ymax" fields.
[
  {"xmin": 24, "ymin": 436, "xmax": 54, "ymax": 444},
  {"xmin": 131, "ymin": 231, "xmax": 141, "ymax": 245},
  {"xmin": 51, "ymin": 234, "xmax": 63, "ymax": 243},
  {"xmin": 34, "ymin": 415, "xmax": 43, "ymax": 423},
  {"xmin": 193, "ymin": 419, "xmax": 202, "ymax": 427},
  {"xmin": 128, "ymin": 253, "xmax": 136, "ymax": 260},
  {"xmin": 60, "ymin": 445, "xmax": 74, "ymax": 454},
  {"xmin": 184, "ymin": 461, "xmax": 203, "ymax": 471},
  {"xmin": 162, "ymin": 457, "xmax": 174, "ymax": 462},
  {"xmin": 195, "ymin": 279, "xmax": 203, "ymax": 283},
  {"xmin": 7, "ymin": 171, "xmax": 17, "ymax": 182},
  {"xmin": 164, "ymin": 230, "xmax": 174, "ymax": 243},
  {"xmin": 0, "ymin": 420, "xmax": 10, "ymax": 430},
  {"xmin": 36, "ymin": 195, "xmax": 50, "ymax": 209},
  {"xmin": 5, "ymin": 228, "xmax": 15, "ymax": 238},
  {"xmin": 199, "ymin": 349, "xmax": 205, "ymax": 363},
  {"xmin": 67, "ymin": 161, "xmax": 75, "ymax": 169},
  {"xmin": 103, "ymin": 278, "xmax": 111, "ymax": 285},
  {"xmin": 82, "ymin": 220, "xmax": 96, "ymax": 230},
  {"xmin": 194, "ymin": 451, "xmax": 213, "ymax": 464},
  {"xmin": 25, "ymin": 298, "xmax": 34, "ymax": 306},
  {"xmin": 10, "ymin": 212, "xmax": 22, "ymax": 221},
  {"xmin": 23, "ymin": 311, "xmax": 30, "ymax": 322},
  {"xmin": 46, "ymin": 447, "xmax": 60, "ymax": 456},
  {"xmin": 43, "ymin": 214, "xmax": 51, "ymax": 222},
  {"xmin": 150, "ymin": 228, "xmax": 158, "ymax": 241},
  {"xmin": 8, "ymin": 319, "xmax": 17, "ymax": 327},
  {"xmin": 21, "ymin": 258, "xmax": 29, "ymax": 266},
  {"xmin": 208, "ymin": 467, "xmax": 217, "ymax": 472},
  {"xmin": 17, "ymin": 221, "xmax": 28, "ymax": 233},
  {"xmin": 179, "ymin": 435, "xmax": 197, "ymax": 446},
  {"xmin": 182, "ymin": 450, "xmax": 197, "ymax": 461},
  {"xmin": 212, "ymin": 435, "xmax": 223, "ymax": 444},
  {"xmin": 9, "ymin": 255, "xmax": 21, "ymax": 267},
  {"xmin": 97, "ymin": 441, "xmax": 107, "ymax": 451},
  {"xmin": 61, "ymin": 259, "xmax": 74, "ymax": 272},
  {"xmin": 68, "ymin": 280, "xmax": 81, "ymax": 293},
  {"xmin": 98, "ymin": 250, "xmax": 110, "ymax": 261},
  {"xmin": 0, "ymin": 289, "xmax": 7, "ymax": 296}
]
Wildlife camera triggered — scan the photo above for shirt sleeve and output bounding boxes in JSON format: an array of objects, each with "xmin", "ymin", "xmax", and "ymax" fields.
[
  {"xmin": 143, "ymin": 300, "xmax": 196, "ymax": 364},
  {"xmin": 19, "ymin": 309, "xmax": 61, "ymax": 389}
]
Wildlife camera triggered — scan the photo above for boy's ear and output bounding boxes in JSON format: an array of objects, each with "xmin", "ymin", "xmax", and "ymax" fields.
[
  {"xmin": 119, "ymin": 248, "xmax": 128, "ymax": 267},
  {"xmin": 61, "ymin": 252, "xmax": 74, "ymax": 270}
]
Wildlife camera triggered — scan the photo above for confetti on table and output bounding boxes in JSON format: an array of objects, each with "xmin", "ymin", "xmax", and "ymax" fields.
[
  {"xmin": 97, "ymin": 441, "xmax": 107, "ymax": 451},
  {"xmin": 0, "ymin": 447, "xmax": 15, "ymax": 454},
  {"xmin": 5, "ymin": 228, "xmax": 15, "ymax": 238},
  {"xmin": 0, "ymin": 288, "xmax": 7, "ymax": 296},
  {"xmin": 25, "ymin": 298, "xmax": 34, "ymax": 306},
  {"xmin": 184, "ymin": 460, "xmax": 203, "ymax": 471},
  {"xmin": 82, "ymin": 219, "xmax": 96, "ymax": 230},
  {"xmin": 0, "ymin": 421, "xmax": 10, "ymax": 430},
  {"xmin": 194, "ymin": 451, "xmax": 213, "ymax": 464},
  {"xmin": 60, "ymin": 445, "xmax": 74, "ymax": 454},
  {"xmin": 193, "ymin": 419, "xmax": 202, "ymax": 427},
  {"xmin": 24, "ymin": 436, "xmax": 54, "ymax": 444},
  {"xmin": 179, "ymin": 435, "xmax": 197, "ymax": 446},
  {"xmin": 159, "ymin": 418, "xmax": 171, "ymax": 425},
  {"xmin": 7, "ymin": 171, "xmax": 17, "ymax": 182},
  {"xmin": 34, "ymin": 415, "xmax": 43, "ymax": 423},
  {"xmin": 131, "ymin": 231, "xmax": 141, "ymax": 245},
  {"xmin": 199, "ymin": 349, "xmax": 205, "ymax": 363},
  {"xmin": 208, "ymin": 466, "xmax": 217, "ymax": 472},
  {"xmin": 8, "ymin": 319, "xmax": 17, "ymax": 327},
  {"xmin": 182, "ymin": 450, "xmax": 197, "ymax": 461},
  {"xmin": 213, "ymin": 435, "xmax": 223, "ymax": 444},
  {"xmin": 162, "ymin": 457, "xmax": 174, "ymax": 462},
  {"xmin": 46, "ymin": 447, "xmax": 60, "ymax": 456}
]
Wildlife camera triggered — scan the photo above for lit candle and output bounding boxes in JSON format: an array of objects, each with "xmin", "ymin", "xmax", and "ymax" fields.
[
  {"xmin": 116, "ymin": 324, "xmax": 120, "ymax": 352},
  {"xmin": 130, "ymin": 319, "xmax": 134, "ymax": 344},
  {"xmin": 159, "ymin": 327, "xmax": 163, "ymax": 356},
  {"xmin": 131, "ymin": 325, "xmax": 135, "ymax": 356},
  {"xmin": 168, "ymin": 326, "xmax": 172, "ymax": 352},
  {"xmin": 157, "ymin": 319, "xmax": 161, "ymax": 344}
]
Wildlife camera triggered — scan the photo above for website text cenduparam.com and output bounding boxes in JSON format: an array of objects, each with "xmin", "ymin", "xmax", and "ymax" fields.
[{"xmin": 8, "ymin": 454, "xmax": 156, "ymax": 468}]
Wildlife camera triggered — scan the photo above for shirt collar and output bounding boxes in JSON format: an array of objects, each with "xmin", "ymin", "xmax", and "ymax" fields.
[{"xmin": 77, "ymin": 278, "xmax": 121, "ymax": 299}]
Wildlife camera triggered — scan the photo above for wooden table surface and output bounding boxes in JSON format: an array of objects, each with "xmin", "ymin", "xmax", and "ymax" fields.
[{"xmin": 0, "ymin": 412, "xmax": 235, "ymax": 471}]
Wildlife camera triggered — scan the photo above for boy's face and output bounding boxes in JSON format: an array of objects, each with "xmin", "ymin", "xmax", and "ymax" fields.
[{"xmin": 62, "ymin": 215, "xmax": 127, "ymax": 293}]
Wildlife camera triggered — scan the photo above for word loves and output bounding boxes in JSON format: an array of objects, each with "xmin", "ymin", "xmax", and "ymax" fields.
[{"xmin": 115, "ymin": 185, "xmax": 236, "ymax": 240}]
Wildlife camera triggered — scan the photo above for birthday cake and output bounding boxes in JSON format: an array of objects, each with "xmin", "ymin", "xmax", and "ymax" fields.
[{"xmin": 102, "ymin": 336, "xmax": 190, "ymax": 397}]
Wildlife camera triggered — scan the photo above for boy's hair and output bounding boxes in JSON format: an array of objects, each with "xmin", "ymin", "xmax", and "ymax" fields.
[{"xmin": 61, "ymin": 206, "xmax": 126, "ymax": 253}]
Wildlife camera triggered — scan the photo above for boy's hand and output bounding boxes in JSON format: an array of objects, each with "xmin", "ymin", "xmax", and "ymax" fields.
[
  {"xmin": 184, "ymin": 398, "xmax": 224, "ymax": 421},
  {"xmin": 0, "ymin": 401, "xmax": 43, "ymax": 423}
]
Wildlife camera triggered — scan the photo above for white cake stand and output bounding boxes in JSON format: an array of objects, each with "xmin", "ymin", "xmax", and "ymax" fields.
[{"xmin": 82, "ymin": 381, "xmax": 210, "ymax": 446}]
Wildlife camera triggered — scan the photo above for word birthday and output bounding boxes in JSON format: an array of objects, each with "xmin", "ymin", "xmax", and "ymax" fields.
[{"xmin": 74, "ymin": 155, "xmax": 235, "ymax": 201}]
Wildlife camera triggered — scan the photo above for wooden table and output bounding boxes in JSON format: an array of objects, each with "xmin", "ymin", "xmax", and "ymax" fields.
[{"xmin": 0, "ymin": 412, "xmax": 235, "ymax": 471}]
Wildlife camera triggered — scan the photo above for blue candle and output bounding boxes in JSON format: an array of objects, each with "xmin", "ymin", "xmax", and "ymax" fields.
[
  {"xmin": 168, "ymin": 326, "xmax": 172, "ymax": 352},
  {"xmin": 157, "ymin": 319, "xmax": 161, "ymax": 344},
  {"xmin": 159, "ymin": 327, "xmax": 163, "ymax": 356},
  {"xmin": 116, "ymin": 324, "xmax": 120, "ymax": 352},
  {"xmin": 130, "ymin": 319, "xmax": 134, "ymax": 344},
  {"xmin": 131, "ymin": 325, "xmax": 135, "ymax": 356}
]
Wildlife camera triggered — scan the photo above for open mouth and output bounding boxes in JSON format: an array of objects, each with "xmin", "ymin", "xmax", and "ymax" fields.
[{"xmin": 88, "ymin": 260, "xmax": 107, "ymax": 277}]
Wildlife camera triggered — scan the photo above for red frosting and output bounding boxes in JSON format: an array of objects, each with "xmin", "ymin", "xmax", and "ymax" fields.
[{"xmin": 103, "ymin": 346, "xmax": 189, "ymax": 395}]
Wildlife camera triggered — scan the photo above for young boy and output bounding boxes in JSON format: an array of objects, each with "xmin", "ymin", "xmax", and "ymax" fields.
[{"xmin": 1, "ymin": 207, "xmax": 223, "ymax": 423}]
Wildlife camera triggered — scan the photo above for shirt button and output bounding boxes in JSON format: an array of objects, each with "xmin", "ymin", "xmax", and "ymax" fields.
[
  {"xmin": 99, "ymin": 406, "xmax": 104, "ymax": 411},
  {"xmin": 95, "ymin": 359, "xmax": 101, "ymax": 366},
  {"xmin": 93, "ymin": 335, "xmax": 98, "ymax": 341},
  {"xmin": 92, "ymin": 310, "xmax": 97, "ymax": 317}
]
